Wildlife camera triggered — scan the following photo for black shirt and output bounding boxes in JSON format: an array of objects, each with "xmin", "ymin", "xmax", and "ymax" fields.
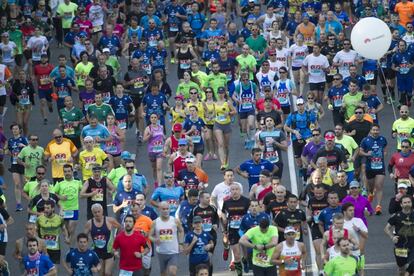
[
  {"xmin": 274, "ymin": 208, "xmax": 306, "ymax": 242},
  {"xmin": 388, "ymin": 210, "xmax": 414, "ymax": 247},
  {"xmin": 222, "ymin": 196, "xmax": 250, "ymax": 231},
  {"xmin": 189, "ymin": 205, "xmax": 219, "ymax": 238},
  {"xmin": 257, "ymin": 110, "xmax": 282, "ymax": 126},
  {"xmin": 312, "ymin": 146, "xmax": 347, "ymax": 171},
  {"xmin": 330, "ymin": 183, "xmax": 349, "ymax": 202},
  {"xmin": 345, "ymin": 119, "xmax": 372, "ymax": 144},
  {"xmin": 307, "ymin": 195, "xmax": 329, "ymax": 226}
]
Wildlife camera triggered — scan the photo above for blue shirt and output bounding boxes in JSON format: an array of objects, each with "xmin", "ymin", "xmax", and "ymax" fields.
[
  {"xmin": 343, "ymin": 74, "xmax": 366, "ymax": 90},
  {"xmin": 23, "ymin": 254, "xmax": 55, "ymax": 276},
  {"xmin": 164, "ymin": 3, "xmax": 186, "ymax": 32},
  {"xmin": 65, "ymin": 248, "xmax": 100, "ymax": 276},
  {"xmin": 318, "ymin": 206, "xmax": 343, "ymax": 231},
  {"xmin": 98, "ymin": 35, "xmax": 121, "ymax": 56},
  {"xmin": 140, "ymin": 15, "xmax": 163, "ymax": 30},
  {"xmin": 113, "ymin": 189, "xmax": 141, "ymax": 222},
  {"xmin": 183, "ymin": 117, "xmax": 206, "ymax": 145},
  {"xmin": 7, "ymin": 136, "xmax": 28, "ymax": 164},
  {"xmin": 360, "ymin": 135, "xmax": 387, "ymax": 171},
  {"xmin": 142, "ymin": 205, "xmax": 158, "ymax": 220},
  {"xmin": 81, "ymin": 124, "xmax": 110, "ymax": 149},
  {"xmin": 188, "ymin": 13, "xmax": 206, "ymax": 37},
  {"xmin": 285, "ymin": 111, "xmax": 317, "ymax": 141},
  {"xmin": 328, "ymin": 85, "xmax": 349, "ymax": 109},
  {"xmin": 50, "ymin": 65, "xmax": 75, "ymax": 80},
  {"xmin": 117, "ymin": 174, "xmax": 147, "ymax": 193},
  {"xmin": 151, "ymin": 186, "xmax": 184, "ymax": 216},
  {"xmin": 201, "ymin": 28, "xmax": 224, "ymax": 40},
  {"xmin": 392, "ymin": 50, "xmax": 414, "ymax": 77},
  {"xmin": 239, "ymin": 212, "xmax": 271, "ymax": 236},
  {"xmin": 178, "ymin": 200, "xmax": 196, "ymax": 234},
  {"xmin": 239, "ymin": 159, "xmax": 275, "ymax": 189},
  {"xmin": 152, "ymin": 49, "xmax": 168, "ymax": 70},
  {"xmin": 142, "ymin": 93, "xmax": 168, "ymax": 119},
  {"xmin": 185, "ymin": 231, "xmax": 212, "ymax": 264},
  {"xmin": 53, "ymin": 77, "xmax": 75, "ymax": 100},
  {"xmin": 109, "ymin": 95, "xmax": 133, "ymax": 121},
  {"xmin": 143, "ymin": 28, "xmax": 164, "ymax": 48}
]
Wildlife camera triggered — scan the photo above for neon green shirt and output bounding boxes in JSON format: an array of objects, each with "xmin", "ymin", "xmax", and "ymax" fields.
[
  {"xmin": 18, "ymin": 146, "xmax": 44, "ymax": 178},
  {"xmin": 176, "ymin": 81, "xmax": 203, "ymax": 100},
  {"xmin": 206, "ymin": 72, "xmax": 227, "ymax": 98},
  {"xmin": 335, "ymin": 135, "xmax": 358, "ymax": 172},
  {"xmin": 53, "ymin": 178, "xmax": 82, "ymax": 210},
  {"xmin": 75, "ymin": 62, "xmax": 94, "ymax": 87},
  {"xmin": 236, "ymin": 54, "xmax": 257, "ymax": 80},
  {"xmin": 342, "ymin": 92, "xmax": 363, "ymax": 120},
  {"xmin": 392, "ymin": 117, "xmax": 414, "ymax": 149},
  {"xmin": 324, "ymin": 255, "xmax": 360, "ymax": 276},
  {"xmin": 245, "ymin": 225, "xmax": 278, "ymax": 267},
  {"xmin": 192, "ymin": 70, "xmax": 208, "ymax": 88},
  {"xmin": 57, "ymin": 2, "xmax": 78, "ymax": 29}
]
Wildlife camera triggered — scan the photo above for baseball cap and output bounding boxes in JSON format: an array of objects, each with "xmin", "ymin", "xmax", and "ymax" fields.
[
  {"xmin": 284, "ymin": 226, "xmax": 296, "ymax": 234},
  {"xmin": 193, "ymin": 216, "xmax": 203, "ymax": 223},
  {"xmin": 92, "ymin": 165, "xmax": 102, "ymax": 171},
  {"xmin": 249, "ymin": 0, "xmax": 255, "ymax": 3},
  {"xmin": 263, "ymin": 84, "xmax": 272, "ymax": 90},
  {"xmin": 84, "ymin": 136, "xmax": 94, "ymax": 142},
  {"xmin": 398, "ymin": 183, "xmax": 408, "ymax": 189},
  {"xmin": 349, "ymin": 180, "xmax": 360, "ymax": 188},
  {"xmin": 173, "ymin": 123, "xmax": 182, "ymax": 132},
  {"xmin": 268, "ymin": 49, "xmax": 276, "ymax": 56},
  {"xmin": 296, "ymin": 98, "xmax": 305, "ymax": 105},
  {"xmin": 102, "ymin": 48, "xmax": 110, "ymax": 53},
  {"xmin": 174, "ymin": 95, "xmax": 184, "ymax": 101},
  {"xmin": 1, "ymin": 32, "xmax": 8, "ymax": 37},
  {"xmin": 178, "ymin": 138, "xmax": 188, "ymax": 146},
  {"xmin": 324, "ymin": 131, "xmax": 335, "ymax": 141},
  {"xmin": 121, "ymin": 151, "xmax": 132, "ymax": 160},
  {"xmin": 185, "ymin": 156, "xmax": 196, "ymax": 163}
]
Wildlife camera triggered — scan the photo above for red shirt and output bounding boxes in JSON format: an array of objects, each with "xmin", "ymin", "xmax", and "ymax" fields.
[
  {"xmin": 256, "ymin": 98, "xmax": 281, "ymax": 111},
  {"xmin": 113, "ymin": 230, "xmax": 147, "ymax": 271},
  {"xmin": 34, "ymin": 63, "xmax": 54, "ymax": 90},
  {"xmin": 75, "ymin": 19, "xmax": 93, "ymax": 35},
  {"xmin": 389, "ymin": 152, "xmax": 414, "ymax": 179}
]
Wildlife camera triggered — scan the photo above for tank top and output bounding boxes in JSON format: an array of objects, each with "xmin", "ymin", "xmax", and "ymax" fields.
[
  {"xmin": 238, "ymin": 81, "xmax": 255, "ymax": 112},
  {"xmin": 170, "ymin": 134, "xmax": 185, "ymax": 153},
  {"xmin": 328, "ymin": 227, "xmax": 349, "ymax": 247},
  {"xmin": 322, "ymin": 168, "xmax": 334, "ymax": 186},
  {"xmin": 204, "ymin": 101, "xmax": 215, "ymax": 125},
  {"xmin": 154, "ymin": 216, "xmax": 179, "ymax": 254},
  {"xmin": 275, "ymin": 79, "xmax": 292, "ymax": 107},
  {"xmin": 297, "ymin": 23, "xmax": 315, "ymax": 45},
  {"xmin": 105, "ymin": 126, "xmax": 121, "ymax": 156},
  {"xmin": 176, "ymin": 48, "xmax": 192, "ymax": 71},
  {"xmin": 173, "ymin": 152, "xmax": 192, "ymax": 178},
  {"xmin": 91, "ymin": 216, "xmax": 112, "ymax": 253},
  {"xmin": 86, "ymin": 177, "xmax": 108, "ymax": 218},
  {"xmin": 327, "ymin": 246, "xmax": 341, "ymax": 260},
  {"xmin": 280, "ymin": 240, "xmax": 302, "ymax": 274},
  {"xmin": 148, "ymin": 125, "xmax": 164, "ymax": 154},
  {"xmin": 214, "ymin": 101, "xmax": 231, "ymax": 124},
  {"xmin": 186, "ymin": 101, "xmax": 205, "ymax": 121},
  {"xmin": 171, "ymin": 107, "xmax": 186, "ymax": 124},
  {"xmin": 87, "ymin": 48, "xmax": 98, "ymax": 64}
]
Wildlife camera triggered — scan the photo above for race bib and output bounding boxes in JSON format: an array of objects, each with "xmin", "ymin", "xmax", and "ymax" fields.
[
  {"xmin": 94, "ymin": 235, "xmax": 107, "ymax": 249},
  {"xmin": 370, "ymin": 157, "xmax": 383, "ymax": 170},
  {"xmin": 192, "ymin": 135, "xmax": 201, "ymax": 144},
  {"xmin": 255, "ymin": 252, "xmax": 270, "ymax": 266},
  {"xmin": 400, "ymin": 65, "xmax": 410, "ymax": 74},
  {"xmin": 92, "ymin": 25, "xmax": 102, "ymax": 33},
  {"xmin": 333, "ymin": 95, "xmax": 342, "ymax": 107},
  {"xmin": 159, "ymin": 228, "xmax": 173, "ymax": 241},
  {"xmin": 64, "ymin": 122, "xmax": 75, "ymax": 136},
  {"xmin": 217, "ymin": 115, "xmax": 227, "ymax": 122},
  {"xmin": 102, "ymin": 92, "xmax": 111, "ymax": 103},
  {"xmin": 395, "ymin": 248, "xmax": 408, "ymax": 258},
  {"xmin": 119, "ymin": 270, "xmax": 133, "ymax": 276},
  {"xmin": 117, "ymin": 119, "xmax": 127, "ymax": 130},
  {"xmin": 40, "ymin": 77, "xmax": 50, "ymax": 85},
  {"xmin": 229, "ymin": 215, "xmax": 241, "ymax": 229},
  {"xmin": 63, "ymin": 210, "xmax": 74, "ymax": 219},
  {"xmin": 91, "ymin": 188, "xmax": 104, "ymax": 201},
  {"xmin": 44, "ymin": 235, "xmax": 58, "ymax": 249},
  {"xmin": 169, "ymin": 23, "xmax": 178, "ymax": 32},
  {"xmin": 241, "ymin": 99, "xmax": 253, "ymax": 110},
  {"xmin": 202, "ymin": 217, "xmax": 212, "ymax": 232},
  {"xmin": 29, "ymin": 215, "xmax": 37, "ymax": 223},
  {"xmin": 285, "ymin": 258, "xmax": 299, "ymax": 271},
  {"xmin": 263, "ymin": 151, "xmax": 279, "ymax": 163},
  {"xmin": 365, "ymin": 71, "xmax": 374, "ymax": 81}
]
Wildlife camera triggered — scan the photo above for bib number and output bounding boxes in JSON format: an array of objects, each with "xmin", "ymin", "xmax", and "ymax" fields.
[{"xmin": 395, "ymin": 248, "xmax": 408, "ymax": 258}]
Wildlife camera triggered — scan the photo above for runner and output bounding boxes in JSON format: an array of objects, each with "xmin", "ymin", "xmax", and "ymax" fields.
[
  {"xmin": 22, "ymin": 238, "xmax": 57, "ymax": 275},
  {"xmin": 63, "ymin": 233, "xmax": 101, "ymax": 274}
]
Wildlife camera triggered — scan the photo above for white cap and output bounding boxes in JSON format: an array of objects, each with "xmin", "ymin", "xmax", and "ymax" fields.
[{"xmin": 102, "ymin": 48, "xmax": 110, "ymax": 53}]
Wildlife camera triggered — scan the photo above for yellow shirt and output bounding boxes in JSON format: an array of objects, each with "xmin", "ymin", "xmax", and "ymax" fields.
[
  {"xmin": 322, "ymin": 168, "xmax": 334, "ymax": 186},
  {"xmin": 44, "ymin": 138, "xmax": 77, "ymax": 178},
  {"xmin": 214, "ymin": 101, "xmax": 231, "ymax": 124},
  {"xmin": 186, "ymin": 101, "xmax": 205, "ymax": 121},
  {"xmin": 79, "ymin": 148, "xmax": 108, "ymax": 181}
]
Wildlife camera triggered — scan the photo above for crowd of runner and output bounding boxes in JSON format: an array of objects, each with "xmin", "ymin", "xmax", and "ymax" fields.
[{"xmin": 0, "ymin": 0, "xmax": 413, "ymax": 275}]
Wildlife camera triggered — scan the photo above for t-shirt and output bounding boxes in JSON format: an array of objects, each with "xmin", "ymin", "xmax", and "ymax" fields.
[
  {"xmin": 57, "ymin": 2, "xmax": 78, "ymax": 29},
  {"xmin": 335, "ymin": 135, "xmax": 358, "ymax": 172},
  {"xmin": 112, "ymin": 230, "xmax": 147, "ymax": 271},
  {"xmin": 17, "ymin": 145, "xmax": 44, "ymax": 178},
  {"xmin": 36, "ymin": 214, "xmax": 64, "ymax": 250},
  {"xmin": 395, "ymin": 1, "xmax": 414, "ymax": 27},
  {"xmin": 245, "ymin": 225, "xmax": 278, "ymax": 267},
  {"xmin": 59, "ymin": 107, "xmax": 85, "ymax": 137},
  {"xmin": 79, "ymin": 148, "xmax": 108, "ymax": 181},
  {"xmin": 239, "ymin": 159, "xmax": 275, "ymax": 189},
  {"xmin": 44, "ymin": 139, "xmax": 77, "ymax": 178},
  {"xmin": 75, "ymin": 62, "xmax": 94, "ymax": 87},
  {"xmin": 185, "ymin": 231, "xmax": 212, "ymax": 264},
  {"xmin": 53, "ymin": 179, "xmax": 83, "ymax": 211},
  {"xmin": 65, "ymin": 248, "xmax": 100, "ymax": 275},
  {"xmin": 323, "ymin": 255, "xmax": 360, "ymax": 276},
  {"xmin": 342, "ymin": 92, "xmax": 363, "ymax": 120},
  {"xmin": 23, "ymin": 254, "xmax": 55, "ymax": 276},
  {"xmin": 236, "ymin": 54, "xmax": 257, "ymax": 80},
  {"xmin": 392, "ymin": 117, "xmax": 414, "ymax": 149},
  {"xmin": 303, "ymin": 53, "xmax": 330, "ymax": 83}
]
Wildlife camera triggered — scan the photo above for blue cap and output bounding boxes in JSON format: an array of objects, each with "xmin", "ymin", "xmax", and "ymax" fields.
[
  {"xmin": 121, "ymin": 151, "xmax": 132, "ymax": 160},
  {"xmin": 178, "ymin": 138, "xmax": 188, "ymax": 146}
]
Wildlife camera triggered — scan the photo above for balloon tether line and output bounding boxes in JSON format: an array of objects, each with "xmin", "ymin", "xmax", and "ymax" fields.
[{"xmin": 378, "ymin": 61, "xmax": 398, "ymax": 121}]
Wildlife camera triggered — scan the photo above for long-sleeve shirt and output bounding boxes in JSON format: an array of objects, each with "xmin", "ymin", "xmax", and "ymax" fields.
[{"xmin": 342, "ymin": 195, "xmax": 373, "ymax": 226}]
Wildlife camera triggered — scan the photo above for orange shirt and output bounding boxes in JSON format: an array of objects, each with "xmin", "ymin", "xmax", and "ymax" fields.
[
  {"xmin": 395, "ymin": 2, "xmax": 414, "ymax": 28},
  {"xmin": 134, "ymin": 214, "xmax": 153, "ymax": 247},
  {"xmin": 297, "ymin": 22, "xmax": 315, "ymax": 44},
  {"xmin": 347, "ymin": 113, "xmax": 374, "ymax": 123}
]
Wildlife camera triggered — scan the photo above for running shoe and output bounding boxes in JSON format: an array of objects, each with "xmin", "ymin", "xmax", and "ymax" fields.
[
  {"xmin": 367, "ymin": 193, "xmax": 374, "ymax": 203},
  {"xmin": 229, "ymin": 261, "xmax": 235, "ymax": 271},
  {"xmin": 212, "ymin": 154, "xmax": 218, "ymax": 160},
  {"xmin": 48, "ymin": 106, "xmax": 53, "ymax": 113},
  {"xmin": 170, "ymin": 57, "xmax": 175, "ymax": 64},
  {"xmin": 43, "ymin": 118, "xmax": 47, "ymax": 125},
  {"xmin": 203, "ymin": 153, "xmax": 211, "ymax": 161},
  {"xmin": 16, "ymin": 203, "xmax": 23, "ymax": 212},
  {"xmin": 375, "ymin": 205, "xmax": 382, "ymax": 215}
]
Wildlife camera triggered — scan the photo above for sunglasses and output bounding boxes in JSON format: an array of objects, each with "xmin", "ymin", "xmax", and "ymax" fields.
[
  {"xmin": 355, "ymin": 111, "xmax": 363, "ymax": 114},
  {"xmin": 37, "ymin": 172, "xmax": 45, "ymax": 175},
  {"xmin": 54, "ymin": 136, "xmax": 62, "ymax": 139},
  {"xmin": 401, "ymin": 145, "xmax": 410, "ymax": 148},
  {"xmin": 31, "ymin": 138, "xmax": 39, "ymax": 141},
  {"xmin": 190, "ymin": 92, "xmax": 198, "ymax": 95},
  {"xmin": 164, "ymin": 176, "xmax": 173, "ymax": 179},
  {"xmin": 308, "ymin": 97, "xmax": 314, "ymax": 100},
  {"xmin": 350, "ymin": 187, "xmax": 359, "ymax": 189},
  {"xmin": 126, "ymin": 166, "xmax": 134, "ymax": 169},
  {"xmin": 312, "ymin": 133, "xmax": 320, "ymax": 136},
  {"xmin": 279, "ymin": 71, "xmax": 287, "ymax": 74}
]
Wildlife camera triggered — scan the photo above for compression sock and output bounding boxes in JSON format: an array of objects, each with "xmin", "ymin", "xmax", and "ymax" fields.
[{"xmin": 235, "ymin": 262, "xmax": 243, "ymax": 276}]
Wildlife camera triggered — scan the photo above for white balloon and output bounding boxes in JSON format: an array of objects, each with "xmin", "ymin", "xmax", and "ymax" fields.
[{"xmin": 351, "ymin": 17, "xmax": 392, "ymax": 60}]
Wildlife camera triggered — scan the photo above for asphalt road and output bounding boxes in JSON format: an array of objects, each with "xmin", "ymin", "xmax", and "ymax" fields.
[{"xmin": 1, "ymin": 44, "xmax": 399, "ymax": 276}]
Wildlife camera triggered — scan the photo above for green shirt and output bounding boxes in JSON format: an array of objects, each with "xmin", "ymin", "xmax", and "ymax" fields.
[
  {"xmin": 87, "ymin": 103, "xmax": 114, "ymax": 123},
  {"xmin": 9, "ymin": 29, "xmax": 23, "ymax": 54},
  {"xmin": 392, "ymin": 117, "xmax": 414, "ymax": 149},
  {"xmin": 206, "ymin": 72, "xmax": 227, "ymax": 98},
  {"xmin": 108, "ymin": 166, "xmax": 128, "ymax": 187},
  {"xmin": 57, "ymin": 2, "xmax": 78, "ymax": 29},
  {"xmin": 246, "ymin": 35, "xmax": 267, "ymax": 66},
  {"xmin": 106, "ymin": 57, "xmax": 120, "ymax": 76},
  {"xmin": 342, "ymin": 92, "xmax": 363, "ymax": 120},
  {"xmin": 17, "ymin": 146, "xmax": 44, "ymax": 178},
  {"xmin": 236, "ymin": 54, "xmax": 257, "ymax": 80},
  {"xmin": 59, "ymin": 106, "xmax": 85, "ymax": 137},
  {"xmin": 324, "ymin": 255, "xmax": 360, "ymax": 276},
  {"xmin": 245, "ymin": 225, "xmax": 278, "ymax": 267},
  {"xmin": 176, "ymin": 81, "xmax": 203, "ymax": 100},
  {"xmin": 335, "ymin": 135, "xmax": 358, "ymax": 172},
  {"xmin": 53, "ymin": 178, "xmax": 82, "ymax": 210},
  {"xmin": 37, "ymin": 214, "xmax": 64, "ymax": 250},
  {"xmin": 192, "ymin": 70, "xmax": 208, "ymax": 87},
  {"xmin": 75, "ymin": 62, "xmax": 94, "ymax": 87}
]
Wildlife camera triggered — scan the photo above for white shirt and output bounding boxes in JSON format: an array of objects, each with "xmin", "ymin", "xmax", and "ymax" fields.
[
  {"xmin": 333, "ymin": 50, "xmax": 359, "ymax": 78},
  {"xmin": 0, "ymin": 41, "xmax": 16, "ymax": 64},
  {"xmin": 289, "ymin": 44, "xmax": 309, "ymax": 68},
  {"xmin": 275, "ymin": 48, "xmax": 289, "ymax": 70},
  {"xmin": 303, "ymin": 53, "xmax": 330, "ymax": 83},
  {"xmin": 211, "ymin": 182, "xmax": 243, "ymax": 212}
]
